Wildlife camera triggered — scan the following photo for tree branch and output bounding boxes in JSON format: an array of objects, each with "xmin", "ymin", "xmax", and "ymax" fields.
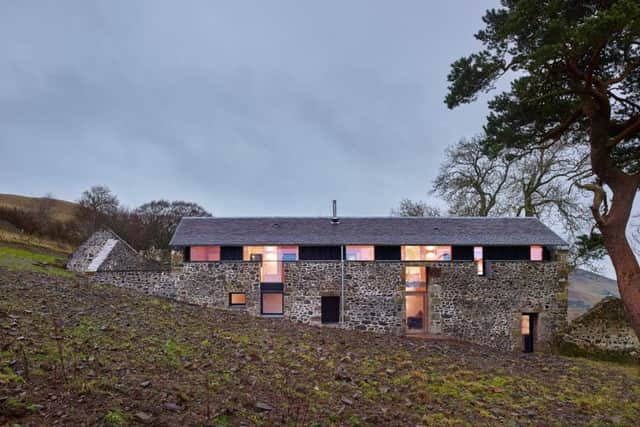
[
  {"xmin": 541, "ymin": 109, "xmax": 583, "ymax": 142},
  {"xmin": 577, "ymin": 180, "xmax": 608, "ymax": 227},
  {"xmin": 605, "ymin": 58, "xmax": 640, "ymax": 86},
  {"xmin": 608, "ymin": 114, "xmax": 640, "ymax": 148}
]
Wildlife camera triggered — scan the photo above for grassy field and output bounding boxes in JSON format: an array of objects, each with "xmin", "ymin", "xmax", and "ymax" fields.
[
  {"xmin": 1, "ymin": 255, "xmax": 639, "ymax": 426},
  {"xmin": 0, "ymin": 243, "xmax": 72, "ymax": 277},
  {"xmin": 0, "ymin": 193, "xmax": 79, "ymax": 223}
]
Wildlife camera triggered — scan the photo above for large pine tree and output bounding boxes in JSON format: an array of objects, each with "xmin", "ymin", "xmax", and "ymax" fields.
[{"xmin": 445, "ymin": 0, "xmax": 640, "ymax": 336}]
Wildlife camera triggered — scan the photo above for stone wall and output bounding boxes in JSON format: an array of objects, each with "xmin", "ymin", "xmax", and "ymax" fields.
[
  {"xmin": 98, "ymin": 240, "xmax": 160, "ymax": 272},
  {"xmin": 175, "ymin": 262, "xmax": 261, "ymax": 315},
  {"xmin": 87, "ymin": 258, "xmax": 568, "ymax": 352},
  {"xmin": 91, "ymin": 271, "xmax": 176, "ymax": 298},
  {"xmin": 67, "ymin": 229, "xmax": 159, "ymax": 273},
  {"xmin": 427, "ymin": 260, "xmax": 567, "ymax": 351},
  {"xmin": 558, "ymin": 297, "xmax": 639, "ymax": 361},
  {"xmin": 66, "ymin": 230, "xmax": 115, "ymax": 272}
]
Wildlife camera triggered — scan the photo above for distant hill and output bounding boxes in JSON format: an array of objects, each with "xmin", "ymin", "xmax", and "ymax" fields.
[
  {"xmin": 568, "ymin": 268, "xmax": 619, "ymax": 321},
  {"xmin": 0, "ymin": 193, "xmax": 78, "ymax": 222}
]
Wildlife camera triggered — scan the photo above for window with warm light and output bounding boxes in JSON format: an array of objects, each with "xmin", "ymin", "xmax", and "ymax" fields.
[
  {"xmin": 404, "ymin": 266, "xmax": 426, "ymax": 291},
  {"xmin": 261, "ymin": 292, "xmax": 283, "ymax": 315},
  {"xmin": 190, "ymin": 246, "xmax": 221, "ymax": 262},
  {"xmin": 243, "ymin": 246, "xmax": 298, "ymax": 282},
  {"xmin": 345, "ymin": 245, "xmax": 375, "ymax": 261},
  {"xmin": 401, "ymin": 245, "xmax": 451, "ymax": 261},
  {"xmin": 521, "ymin": 314, "xmax": 531, "ymax": 335},
  {"xmin": 474, "ymin": 246, "xmax": 484, "ymax": 275},
  {"xmin": 229, "ymin": 293, "xmax": 246, "ymax": 306},
  {"xmin": 530, "ymin": 245, "xmax": 543, "ymax": 261}
]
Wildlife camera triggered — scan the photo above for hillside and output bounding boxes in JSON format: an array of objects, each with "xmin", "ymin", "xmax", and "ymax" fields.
[
  {"xmin": 568, "ymin": 269, "xmax": 619, "ymax": 321},
  {"xmin": 0, "ymin": 193, "xmax": 78, "ymax": 223},
  {"xmin": 1, "ymin": 258, "xmax": 639, "ymax": 425}
]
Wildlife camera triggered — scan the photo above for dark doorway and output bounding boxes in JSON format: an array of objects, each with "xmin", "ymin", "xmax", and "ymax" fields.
[
  {"xmin": 522, "ymin": 313, "xmax": 537, "ymax": 353},
  {"xmin": 321, "ymin": 296, "xmax": 340, "ymax": 324}
]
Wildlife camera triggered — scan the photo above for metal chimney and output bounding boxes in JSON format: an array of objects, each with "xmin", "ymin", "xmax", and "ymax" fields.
[{"xmin": 331, "ymin": 200, "xmax": 339, "ymax": 224}]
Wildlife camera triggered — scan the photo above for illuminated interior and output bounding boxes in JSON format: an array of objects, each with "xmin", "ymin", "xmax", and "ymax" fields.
[
  {"xmin": 190, "ymin": 246, "xmax": 220, "ymax": 262},
  {"xmin": 474, "ymin": 246, "xmax": 484, "ymax": 275},
  {"xmin": 404, "ymin": 266, "xmax": 427, "ymax": 290},
  {"xmin": 521, "ymin": 314, "xmax": 531, "ymax": 335},
  {"xmin": 243, "ymin": 246, "xmax": 298, "ymax": 282},
  {"xmin": 405, "ymin": 294, "xmax": 425, "ymax": 331},
  {"xmin": 345, "ymin": 245, "xmax": 375, "ymax": 261},
  {"xmin": 530, "ymin": 245, "xmax": 543, "ymax": 261},
  {"xmin": 229, "ymin": 293, "xmax": 246, "ymax": 305},
  {"xmin": 262, "ymin": 292, "xmax": 283, "ymax": 314},
  {"xmin": 401, "ymin": 245, "xmax": 452, "ymax": 261}
]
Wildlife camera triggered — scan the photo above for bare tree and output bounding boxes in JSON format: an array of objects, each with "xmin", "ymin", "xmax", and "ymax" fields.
[
  {"xmin": 77, "ymin": 185, "xmax": 119, "ymax": 230},
  {"xmin": 391, "ymin": 199, "xmax": 441, "ymax": 217},
  {"xmin": 432, "ymin": 136, "xmax": 511, "ymax": 216},
  {"xmin": 432, "ymin": 136, "xmax": 593, "ymax": 262},
  {"xmin": 135, "ymin": 200, "xmax": 211, "ymax": 248},
  {"xmin": 505, "ymin": 144, "xmax": 591, "ymax": 237}
]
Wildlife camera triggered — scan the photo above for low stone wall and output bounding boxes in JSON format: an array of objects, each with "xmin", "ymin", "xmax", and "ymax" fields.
[
  {"xmin": 558, "ymin": 297, "xmax": 639, "ymax": 362},
  {"xmin": 98, "ymin": 240, "xmax": 160, "ymax": 272},
  {"xmin": 91, "ymin": 271, "xmax": 176, "ymax": 299}
]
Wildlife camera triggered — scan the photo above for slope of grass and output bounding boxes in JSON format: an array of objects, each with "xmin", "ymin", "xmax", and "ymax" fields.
[
  {"xmin": 0, "ymin": 244, "xmax": 72, "ymax": 277},
  {"xmin": 0, "ymin": 226, "xmax": 73, "ymax": 255},
  {"xmin": 1, "ymin": 269, "xmax": 639, "ymax": 426},
  {"xmin": 0, "ymin": 193, "xmax": 78, "ymax": 222}
]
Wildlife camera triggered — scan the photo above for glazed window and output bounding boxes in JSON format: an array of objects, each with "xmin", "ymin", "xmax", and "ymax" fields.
[
  {"xmin": 190, "ymin": 246, "xmax": 221, "ymax": 262},
  {"xmin": 404, "ymin": 266, "xmax": 426, "ymax": 291},
  {"xmin": 229, "ymin": 293, "xmax": 246, "ymax": 306},
  {"xmin": 345, "ymin": 245, "xmax": 374, "ymax": 261},
  {"xmin": 474, "ymin": 246, "xmax": 484, "ymax": 276},
  {"xmin": 401, "ymin": 246, "xmax": 452, "ymax": 261},
  {"xmin": 243, "ymin": 246, "xmax": 298, "ymax": 282},
  {"xmin": 261, "ymin": 292, "xmax": 283, "ymax": 315},
  {"xmin": 530, "ymin": 245, "xmax": 543, "ymax": 261}
]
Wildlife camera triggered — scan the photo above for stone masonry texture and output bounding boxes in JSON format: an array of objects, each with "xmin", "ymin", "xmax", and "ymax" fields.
[{"xmin": 87, "ymin": 257, "xmax": 568, "ymax": 352}]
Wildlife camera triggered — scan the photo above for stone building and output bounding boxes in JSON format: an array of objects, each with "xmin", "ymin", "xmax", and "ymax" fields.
[
  {"xmin": 67, "ymin": 229, "xmax": 160, "ymax": 273},
  {"xmin": 168, "ymin": 215, "xmax": 569, "ymax": 352},
  {"xmin": 559, "ymin": 297, "xmax": 640, "ymax": 362}
]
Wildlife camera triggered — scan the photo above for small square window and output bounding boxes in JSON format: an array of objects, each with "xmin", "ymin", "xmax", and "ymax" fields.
[
  {"xmin": 229, "ymin": 293, "xmax": 246, "ymax": 306},
  {"xmin": 530, "ymin": 245, "xmax": 543, "ymax": 261}
]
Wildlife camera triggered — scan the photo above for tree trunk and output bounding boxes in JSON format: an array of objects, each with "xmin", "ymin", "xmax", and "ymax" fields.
[{"xmin": 590, "ymin": 112, "xmax": 640, "ymax": 339}]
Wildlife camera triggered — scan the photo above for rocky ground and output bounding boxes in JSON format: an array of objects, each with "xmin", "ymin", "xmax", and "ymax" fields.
[{"xmin": 1, "ymin": 269, "xmax": 639, "ymax": 426}]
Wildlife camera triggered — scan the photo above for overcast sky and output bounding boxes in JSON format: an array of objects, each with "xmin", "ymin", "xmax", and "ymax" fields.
[{"xmin": 0, "ymin": 0, "xmax": 502, "ymax": 216}]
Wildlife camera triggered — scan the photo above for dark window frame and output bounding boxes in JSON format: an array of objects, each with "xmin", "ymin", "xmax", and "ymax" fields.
[
  {"xmin": 260, "ymin": 291, "xmax": 284, "ymax": 315},
  {"xmin": 229, "ymin": 292, "xmax": 247, "ymax": 307}
]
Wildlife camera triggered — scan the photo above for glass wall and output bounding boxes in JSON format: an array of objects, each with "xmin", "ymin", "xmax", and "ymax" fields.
[
  {"xmin": 190, "ymin": 246, "xmax": 221, "ymax": 262},
  {"xmin": 404, "ymin": 266, "xmax": 426, "ymax": 290},
  {"xmin": 401, "ymin": 245, "xmax": 452, "ymax": 261},
  {"xmin": 345, "ymin": 245, "xmax": 375, "ymax": 261},
  {"xmin": 530, "ymin": 245, "xmax": 543, "ymax": 261},
  {"xmin": 243, "ymin": 246, "xmax": 298, "ymax": 282}
]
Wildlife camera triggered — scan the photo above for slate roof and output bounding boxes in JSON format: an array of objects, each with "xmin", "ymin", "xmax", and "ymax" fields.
[{"xmin": 169, "ymin": 217, "xmax": 567, "ymax": 247}]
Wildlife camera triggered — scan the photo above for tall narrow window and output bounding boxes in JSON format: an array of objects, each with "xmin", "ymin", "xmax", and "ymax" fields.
[
  {"xmin": 190, "ymin": 246, "xmax": 221, "ymax": 262},
  {"xmin": 530, "ymin": 245, "xmax": 543, "ymax": 261},
  {"xmin": 404, "ymin": 266, "xmax": 427, "ymax": 291},
  {"xmin": 474, "ymin": 246, "xmax": 484, "ymax": 275},
  {"xmin": 345, "ymin": 245, "xmax": 374, "ymax": 261}
]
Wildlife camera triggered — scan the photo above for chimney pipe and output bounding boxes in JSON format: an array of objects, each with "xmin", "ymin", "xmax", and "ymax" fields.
[{"xmin": 331, "ymin": 200, "xmax": 339, "ymax": 224}]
